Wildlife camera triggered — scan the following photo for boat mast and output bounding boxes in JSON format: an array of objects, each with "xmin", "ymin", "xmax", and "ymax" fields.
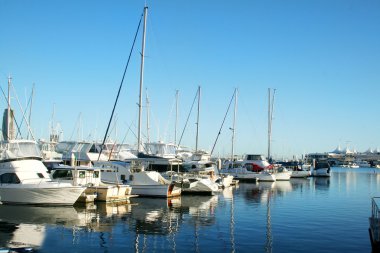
[
  {"xmin": 175, "ymin": 90, "xmax": 179, "ymax": 146},
  {"xmin": 195, "ymin": 86, "xmax": 200, "ymax": 152},
  {"xmin": 267, "ymin": 88, "xmax": 270, "ymax": 160},
  {"xmin": 231, "ymin": 88, "xmax": 238, "ymax": 163},
  {"xmin": 7, "ymin": 75, "xmax": 11, "ymax": 141},
  {"xmin": 267, "ymin": 88, "xmax": 276, "ymax": 162},
  {"xmin": 145, "ymin": 88, "xmax": 150, "ymax": 144},
  {"xmin": 137, "ymin": 6, "xmax": 148, "ymax": 153}
]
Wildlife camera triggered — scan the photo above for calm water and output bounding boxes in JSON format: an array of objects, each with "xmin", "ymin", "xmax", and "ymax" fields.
[{"xmin": 1, "ymin": 167, "xmax": 379, "ymax": 253}]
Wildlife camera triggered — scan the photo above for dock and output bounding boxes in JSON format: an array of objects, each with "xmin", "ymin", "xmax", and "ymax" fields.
[{"xmin": 369, "ymin": 197, "xmax": 380, "ymax": 251}]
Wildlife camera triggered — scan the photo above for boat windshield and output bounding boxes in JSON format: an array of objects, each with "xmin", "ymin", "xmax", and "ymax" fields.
[
  {"xmin": 146, "ymin": 143, "xmax": 176, "ymax": 156},
  {"xmin": 0, "ymin": 141, "xmax": 42, "ymax": 159},
  {"xmin": 245, "ymin": 154, "xmax": 265, "ymax": 161}
]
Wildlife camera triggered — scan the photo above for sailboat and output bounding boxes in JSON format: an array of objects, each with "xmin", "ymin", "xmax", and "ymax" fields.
[
  {"xmin": 266, "ymin": 88, "xmax": 291, "ymax": 181},
  {"xmin": 92, "ymin": 6, "xmax": 181, "ymax": 198},
  {"xmin": 0, "ymin": 76, "xmax": 85, "ymax": 205},
  {"xmin": 180, "ymin": 86, "xmax": 224, "ymax": 194}
]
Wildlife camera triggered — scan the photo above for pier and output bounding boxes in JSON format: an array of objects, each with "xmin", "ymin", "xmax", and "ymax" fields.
[{"xmin": 369, "ymin": 197, "xmax": 380, "ymax": 251}]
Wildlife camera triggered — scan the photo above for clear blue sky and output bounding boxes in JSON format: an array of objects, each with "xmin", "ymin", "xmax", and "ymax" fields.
[{"xmin": 0, "ymin": 0, "xmax": 379, "ymax": 159}]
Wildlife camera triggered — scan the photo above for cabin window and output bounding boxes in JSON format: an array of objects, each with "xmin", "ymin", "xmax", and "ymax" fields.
[
  {"xmin": 89, "ymin": 144, "xmax": 98, "ymax": 153},
  {"xmin": 129, "ymin": 175, "xmax": 134, "ymax": 181},
  {"xmin": 52, "ymin": 170, "xmax": 73, "ymax": 180},
  {"xmin": 93, "ymin": 171, "xmax": 99, "ymax": 178},
  {"xmin": 37, "ymin": 173, "xmax": 44, "ymax": 178},
  {"xmin": 79, "ymin": 171, "xmax": 85, "ymax": 178},
  {"xmin": 0, "ymin": 173, "xmax": 21, "ymax": 184},
  {"xmin": 121, "ymin": 175, "xmax": 126, "ymax": 181},
  {"xmin": 245, "ymin": 164, "xmax": 254, "ymax": 171}
]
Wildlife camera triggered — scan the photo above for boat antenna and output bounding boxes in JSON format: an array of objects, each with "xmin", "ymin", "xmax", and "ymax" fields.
[
  {"xmin": 97, "ymin": 8, "xmax": 144, "ymax": 161},
  {"xmin": 210, "ymin": 89, "xmax": 236, "ymax": 156}
]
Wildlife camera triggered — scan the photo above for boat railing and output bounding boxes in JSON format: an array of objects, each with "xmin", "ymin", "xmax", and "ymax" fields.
[{"xmin": 370, "ymin": 197, "xmax": 380, "ymax": 244}]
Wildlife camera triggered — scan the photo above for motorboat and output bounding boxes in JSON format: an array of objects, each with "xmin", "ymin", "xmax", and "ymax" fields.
[
  {"xmin": 311, "ymin": 160, "xmax": 331, "ymax": 177},
  {"xmin": 220, "ymin": 160, "xmax": 276, "ymax": 182},
  {"xmin": 179, "ymin": 162, "xmax": 220, "ymax": 195},
  {"xmin": 50, "ymin": 164, "xmax": 133, "ymax": 202},
  {"xmin": 55, "ymin": 141, "xmax": 181, "ymax": 198},
  {"xmin": 0, "ymin": 140, "xmax": 85, "ymax": 205},
  {"xmin": 272, "ymin": 166, "xmax": 292, "ymax": 181},
  {"xmin": 94, "ymin": 160, "xmax": 181, "ymax": 198},
  {"xmin": 137, "ymin": 141, "xmax": 183, "ymax": 172},
  {"xmin": 276, "ymin": 161, "xmax": 310, "ymax": 178},
  {"xmin": 182, "ymin": 158, "xmax": 232, "ymax": 189}
]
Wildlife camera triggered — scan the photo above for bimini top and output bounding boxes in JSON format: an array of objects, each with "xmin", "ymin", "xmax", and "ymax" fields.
[{"xmin": 0, "ymin": 140, "xmax": 42, "ymax": 161}]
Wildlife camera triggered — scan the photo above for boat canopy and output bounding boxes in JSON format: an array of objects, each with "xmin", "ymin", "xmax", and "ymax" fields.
[{"xmin": 0, "ymin": 140, "xmax": 42, "ymax": 160}]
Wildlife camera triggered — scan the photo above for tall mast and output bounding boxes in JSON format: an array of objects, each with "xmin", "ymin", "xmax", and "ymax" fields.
[
  {"xmin": 267, "ymin": 88, "xmax": 276, "ymax": 162},
  {"xmin": 231, "ymin": 88, "xmax": 238, "ymax": 163},
  {"xmin": 7, "ymin": 75, "xmax": 12, "ymax": 141},
  {"xmin": 137, "ymin": 6, "xmax": 148, "ymax": 153},
  {"xmin": 146, "ymin": 88, "xmax": 150, "ymax": 144},
  {"xmin": 175, "ymin": 90, "xmax": 179, "ymax": 145},
  {"xmin": 195, "ymin": 86, "xmax": 200, "ymax": 152},
  {"xmin": 267, "ymin": 88, "xmax": 271, "ymax": 161}
]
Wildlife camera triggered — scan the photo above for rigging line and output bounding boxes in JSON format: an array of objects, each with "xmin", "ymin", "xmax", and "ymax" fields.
[
  {"xmin": 210, "ymin": 89, "xmax": 236, "ymax": 156},
  {"xmin": 97, "ymin": 10, "xmax": 144, "ymax": 161},
  {"xmin": 15, "ymin": 88, "xmax": 33, "ymax": 139},
  {"xmin": 177, "ymin": 88, "xmax": 198, "ymax": 147},
  {"xmin": 163, "ymin": 92, "xmax": 176, "ymax": 143},
  {"xmin": 11, "ymin": 83, "xmax": 36, "ymax": 141},
  {"xmin": 69, "ymin": 112, "xmax": 82, "ymax": 141},
  {"xmin": 0, "ymin": 86, "xmax": 23, "ymax": 139}
]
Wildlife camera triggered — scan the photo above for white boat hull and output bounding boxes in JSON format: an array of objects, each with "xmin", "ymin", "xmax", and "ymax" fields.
[
  {"xmin": 85, "ymin": 185, "xmax": 133, "ymax": 202},
  {"xmin": 182, "ymin": 178, "xmax": 219, "ymax": 195},
  {"xmin": 221, "ymin": 175, "xmax": 234, "ymax": 188},
  {"xmin": 0, "ymin": 184, "xmax": 85, "ymax": 205},
  {"xmin": 290, "ymin": 170, "xmax": 311, "ymax": 178},
  {"xmin": 274, "ymin": 171, "xmax": 292, "ymax": 181},
  {"xmin": 130, "ymin": 183, "xmax": 181, "ymax": 198},
  {"xmin": 311, "ymin": 168, "xmax": 330, "ymax": 177}
]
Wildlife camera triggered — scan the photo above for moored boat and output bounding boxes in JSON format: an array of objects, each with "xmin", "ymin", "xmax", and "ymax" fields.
[{"xmin": 0, "ymin": 140, "xmax": 85, "ymax": 205}]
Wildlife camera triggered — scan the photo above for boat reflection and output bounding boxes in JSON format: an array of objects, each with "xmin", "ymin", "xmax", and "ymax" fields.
[
  {"xmin": 128, "ymin": 197, "xmax": 182, "ymax": 235},
  {"xmin": 313, "ymin": 177, "xmax": 330, "ymax": 190},
  {"xmin": 0, "ymin": 201, "xmax": 133, "ymax": 250},
  {"xmin": 0, "ymin": 193, "xmax": 224, "ymax": 252}
]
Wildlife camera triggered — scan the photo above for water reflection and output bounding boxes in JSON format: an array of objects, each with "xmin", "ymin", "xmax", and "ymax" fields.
[
  {"xmin": 313, "ymin": 177, "xmax": 330, "ymax": 190},
  {"xmin": 0, "ymin": 205, "xmax": 84, "ymax": 250},
  {"xmin": 2, "ymin": 171, "xmax": 369, "ymax": 253}
]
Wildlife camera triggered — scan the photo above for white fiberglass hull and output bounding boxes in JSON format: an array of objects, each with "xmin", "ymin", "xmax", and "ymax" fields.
[
  {"xmin": 290, "ymin": 170, "xmax": 311, "ymax": 178},
  {"xmin": 0, "ymin": 184, "xmax": 85, "ymax": 205},
  {"xmin": 182, "ymin": 178, "xmax": 219, "ymax": 195},
  {"xmin": 85, "ymin": 185, "xmax": 133, "ymax": 202},
  {"xmin": 130, "ymin": 184, "xmax": 181, "ymax": 198},
  {"xmin": 274, "ymin": 171, "xmax": 292, "ymax": 181},
  {"xmin": 311, "ymin": 168, "xmax": 330, "ymax": 177},
  {"xmin": 221, "ymin": 175, "xmax": 234, "ymax": 188},
  {"xmin": 221, "ymin": 167, "xmax": 276, "ymax": 182}
]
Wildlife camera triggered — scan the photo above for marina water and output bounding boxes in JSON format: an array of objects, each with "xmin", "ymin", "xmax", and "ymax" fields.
[{"xmin": 0, "ymin": 167, "xmax": 377, "ymax": 252}]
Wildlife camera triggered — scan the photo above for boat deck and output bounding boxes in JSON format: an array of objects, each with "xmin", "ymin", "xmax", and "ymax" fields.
[{"xmin": 369, "ymin": 197, "xmax": 380, "ymax": 251}]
